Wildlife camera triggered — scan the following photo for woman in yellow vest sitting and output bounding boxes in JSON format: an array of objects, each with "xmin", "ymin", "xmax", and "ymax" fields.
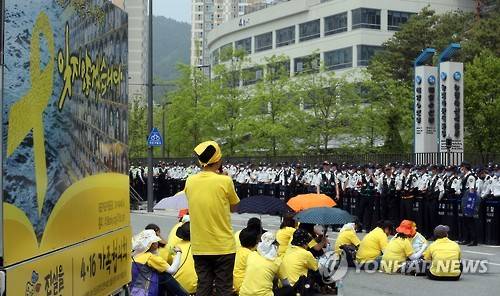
[
  {"xmin": 172, "ymin": 222, "xmax": 198, "ymax": 294},
  {"xmin": 356, "ymin": 220, "xmax": 393, "ymax": 267},
  {"xmin": 334, "ymin": 222, "xmax": 361, "ymax": 266},
  {"xmin": 233, "ymin": 228, "xmax": 260, "ymax": 293},
  {"xmin": 380, "ymin": 221, "xmax": 415, "ymax": 273},
  {"xmin": 276, "ymin": 214, "xmax": 297, "ymax": 257},
  {"xmin": 424, "ymin": 225, "xmax": 462, "ymax": 281},
  {"xmin": 239, "ymin": 232, "xmax": 294, "ymax": 296}
]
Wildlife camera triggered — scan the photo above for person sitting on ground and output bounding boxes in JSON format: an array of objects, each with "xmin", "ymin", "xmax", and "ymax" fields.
[
  {"xmin": 334, "ymin": 222, "xmax": 361, "ymax": 255},
  {"xmin": 408, "ymin": 220, "xmax": 428, "ymax": 256},
  {"xmin": 297, "ymin": 223, "xmax": 328, "ymax": 257},
  {"xmin": 165, "ymin": 211, "xmax": 190, "ymax": 262},
  {"xmin": 235, "ymin": 217, "xmax": 264, "ymax": 248},
  {"xmin": 279, "ymin": 229, "xmax": 319, "ymax": 287},
  {"xmin": 276, "ymin": 214, "xmax": 297, "ymax": 257},
  {"xmin": 131, "ymin": 229, "xmax": 187, "ymax": 296},
  {"xmin": 380, "ymin": 222, "xmax": 415, "ymax": 273},
  {"xmin": 356, "ymin": 220, "xmax": 393, "ymax": 265},
  {"xmin": 396, "ymin": 220, "xmax": 429, "ymax": 275},
  {"xmin": 145, "ymin": 223, "xmax": 167, "ymax": 247},
  {"xmin": 424, "ymin": 225, "xmax": 462, "ymax": 281},
  {"xmin": 233, "ymin": 228, "xmax": 260, "ymax": 293},
  {"xmin": 172, "ymin": 222, "xmax": 198, "ymax": 295},
  {"xmin": 334, "ymin": 222, "xmax": 361, "ymax": 267},
  {"xmin": 240, "ymin": 232, "xmax": 294, "ymax": 296}
]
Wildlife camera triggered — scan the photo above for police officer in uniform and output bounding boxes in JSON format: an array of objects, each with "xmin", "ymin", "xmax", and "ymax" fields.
[
  {"xmin": 315, "ymin": 161, "xmax": 340, "ymax": 201},
  {"xmin": 459, "ymin": 162, "xmax": 479, "ymax": 246},
  {"xmin": 423, "ymin": 165, "xmax": 445, "ymax": 238},
  {"xmin": 380, "ymin": 166, "xmax": 398, "ymax": 224},
  {"xmin": 357, "ymin": 166, "xmax": 377, "ymax": 232},
  {"xmin": 398, "ymin": 163, "xmax": 417, "ymax": 222}
]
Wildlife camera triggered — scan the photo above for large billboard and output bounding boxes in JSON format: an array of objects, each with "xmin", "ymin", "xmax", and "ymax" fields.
[
  {"xmin": 414, "ymin": 66, "xmax": 438, "ymax": 153},
  {"xmin": 438, "ymin": 62, "xmax": 464, "ymax": 157},
  {"xmin": 1, "ymin": 0, "xmax": 129, "ymax": 294}
]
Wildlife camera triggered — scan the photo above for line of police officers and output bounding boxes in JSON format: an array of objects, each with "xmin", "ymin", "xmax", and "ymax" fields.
[{"xmin": 130, "ymin": 161, "xmax": 500, "ymax": 246}]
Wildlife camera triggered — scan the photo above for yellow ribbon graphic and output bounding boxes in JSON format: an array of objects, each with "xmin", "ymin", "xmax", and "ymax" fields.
[{"xmin": 7, "ymin": 12, "xmax": 54, "ymax": 215}]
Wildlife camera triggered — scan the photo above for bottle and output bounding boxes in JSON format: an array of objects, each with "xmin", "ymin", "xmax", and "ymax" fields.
[{"xmin": 336, "ymin": 279, "xmax": 344, "ymax": 296}]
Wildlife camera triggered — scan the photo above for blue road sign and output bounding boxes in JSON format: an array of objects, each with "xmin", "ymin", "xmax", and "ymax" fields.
[{"xmin": 147, "ymin": 128, "xmax": 163, "ymax": 147}]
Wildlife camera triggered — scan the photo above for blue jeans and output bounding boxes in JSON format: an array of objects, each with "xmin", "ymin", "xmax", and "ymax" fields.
[{"xmin": 158, "ymin": 272, "xmax": 188, "ymax": 296}]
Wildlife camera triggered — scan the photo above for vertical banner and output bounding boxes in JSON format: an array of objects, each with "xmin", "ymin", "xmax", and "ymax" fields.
[
  {"xmin": 438, "ymin": 62, "xmax": 464, "ymax": 157},
  {"xmin": 2, "ymin": 0, "xmax": 130, "ymax": 295},
  {"xmin": 414, "ymin": 66, "xmax": 438, "ymax": 153}
]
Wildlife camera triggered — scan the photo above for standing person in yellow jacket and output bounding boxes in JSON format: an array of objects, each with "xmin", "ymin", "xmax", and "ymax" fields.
[
  {"xmin": 184, "ymin": 141, "xmax": 240, "ymax": 296},
  {"xmin": 356, "ymin": 220, "xmax": 393, "ymax": 265},
  {"xmin": 424, "ymin": 225, "xmax": 462, "ymax": 281}
]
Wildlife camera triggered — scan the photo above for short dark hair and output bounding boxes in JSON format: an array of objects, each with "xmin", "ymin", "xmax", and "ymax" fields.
[
  {"xmin": 247, "ymin": 217, "xmax": 262, "ymax": 231},
  {"xmin": 377, "ymin": 220, "xmax": 394, "ymax": 233},
  {"xmin": 239, "ymin": 228, "xmax": 259, "ymax": 249},
  {"xmin": 145, "ymin": 223, "xmax": 160, "ymax": 232},
  {"xmin": 280, "ymin": 214, "xmax": 296, "ymax": 229}
]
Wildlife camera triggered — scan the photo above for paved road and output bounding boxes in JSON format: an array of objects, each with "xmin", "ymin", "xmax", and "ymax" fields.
[{"xmin": 131, "ymin": 210, "xmax": 500, "ymax": 296}]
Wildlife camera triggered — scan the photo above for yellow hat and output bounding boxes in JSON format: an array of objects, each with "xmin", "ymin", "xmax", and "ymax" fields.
[{"xmin": 194, "ymin": 141, "xmax": 222, "ymax": 167}]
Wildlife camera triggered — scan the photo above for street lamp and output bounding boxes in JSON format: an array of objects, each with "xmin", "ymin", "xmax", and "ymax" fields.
[
  {"xmin": 196, "ymin": 64, "xmax": 211, "ymax": 80},
  {"xmin": 445, "ymin": 136, "xmax": 453, "ymax": 166}
]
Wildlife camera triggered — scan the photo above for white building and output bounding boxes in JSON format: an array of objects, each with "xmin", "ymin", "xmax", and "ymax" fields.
[
  {"xmin": 192, "ymin": 0, "xmax": 272, "ymax": 66},
  {"xmin": 123, "ymin": 0, "xmax": 148, "ymax": 102},
  {"xmin": 207, "ymin": 0, "xmax": 474, "ymax": 79}
]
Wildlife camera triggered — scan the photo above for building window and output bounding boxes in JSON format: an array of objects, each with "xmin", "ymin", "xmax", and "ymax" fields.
[
  {"xmin": 276, "ymin": 26, "xmax": 295, "ymax": 48},
  {"xmin": 324, "ymin": 12, "xmax": 347, "ymax": 36},
  {"xmin": 294, "ymin": 54, "xmax": 320, "ymax": 74},
  {"xmin": 211, "ymin": 49, "xmax": 220, "ymax": 65},
  {"xmin": 267, "ymin": 60, "xmax": 291, "ymax": 79},
  {"xmin": 388, "ymin": 10, "xmax": 414, "ymax": 31},
  {"xmin": 235, "ymin": 37, "xmax": 252, "ymax": 54},
  {"xmin": 352, "ymin": 8, "xmax": 381, "ymax": 30},
  {"xmin": 299, "ymin": 19, "xmax": 320, "ymax": 42},
  {"xmin": 324, "ymin": 47, "xmax": 352, "ymax": 70},
  {"xmin": 357, "ymin": 45, "xmax": 382, "ymax": 66},
  {"xmin": 255, "ymin": 32, "xmax": 272, "ymax": 52},
  {"xmin": 242, "ymin": 66, "xmax": 264, "ymax": 86},
  {"xmin": 220, "ymin": 43, "xmax": 233, "ymax": 62}
]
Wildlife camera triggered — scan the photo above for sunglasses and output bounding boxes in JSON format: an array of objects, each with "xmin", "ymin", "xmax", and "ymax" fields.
[
  {"xmin": 416, "ymin": 87, "xmax": 422, "ymax": 94},
  {"xmin": 441, "ymin": 85, "xmax": 447, "ymax": 92}
]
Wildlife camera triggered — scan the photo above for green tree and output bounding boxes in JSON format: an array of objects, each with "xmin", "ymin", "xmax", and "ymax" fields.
[
  {"xmin": 298, "ymin": 71, "xmax": 361, "ymax": 154},
  {"xmin": 209, "ymin": 49, "xmax": 250, "ymax": 156},
  {"xmin": 464, "ymin": 50, "xmax": 500, "ymax": 158},
  {"xmin": 167, "ymin": 64, "xmax": 212, "ymax": 156},
  {"xmin": 244, "ymin": 55, "xmax": 305, "ymax": 156},
  {"xmin": 128, "ymin": 97, "xmax": 148, "ymax": 159},
  {"xmin": 363, "ymin": 61, "xmax": 414, "ymax": 153},
  {"xmin": 370, "ymin": 7, "xmax": 474, "ymax": 83}
]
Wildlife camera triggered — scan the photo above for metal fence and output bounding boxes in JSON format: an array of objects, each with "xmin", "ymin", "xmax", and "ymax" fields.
[{"xmin": 131, "ymin": 152, "xmax": 499, "ymax": 167}]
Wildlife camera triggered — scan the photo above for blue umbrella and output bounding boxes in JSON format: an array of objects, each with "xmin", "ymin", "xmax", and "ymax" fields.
[
  {"xmin": 294, "ymin": 207, "xmax": 353, "ymax": 225},
  {"xmin": 237, "ymin": 195, "xmax": 286, "ymax": 216}
]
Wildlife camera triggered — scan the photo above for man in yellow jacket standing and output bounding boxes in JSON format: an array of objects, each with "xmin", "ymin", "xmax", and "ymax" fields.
[{"xmin": 185, "ymin": 141, "xmax": 240, "ymax": 296}]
